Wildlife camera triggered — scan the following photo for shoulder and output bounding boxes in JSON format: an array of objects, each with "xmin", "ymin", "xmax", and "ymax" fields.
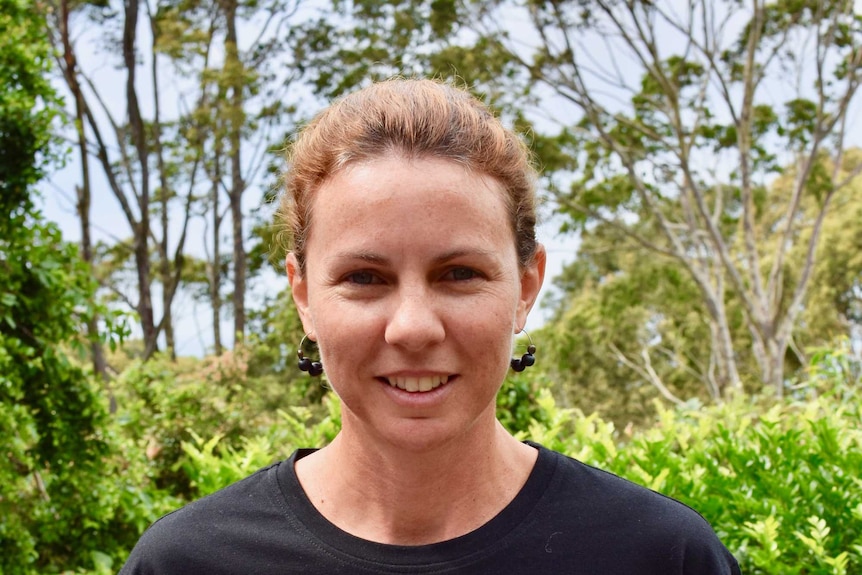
[
  {"xmin": 119, "ymin": 461, "xmax": 287, "ymax": 575},
  {"xmin": 151, "ymin": 459, "xmax": 282, "ymax": 530},
  {"xmin": 542, "ymin": 446, "xmax": 712, "ymax": 528},
  {"xmin": 531, "ymin": 445, "xmax": 741, "ymax": 574}
]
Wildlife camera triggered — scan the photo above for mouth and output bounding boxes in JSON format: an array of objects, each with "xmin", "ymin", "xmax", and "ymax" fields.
[{"xmin": 378, "ymin": 375, "xmax": 455, "ymax": 393}]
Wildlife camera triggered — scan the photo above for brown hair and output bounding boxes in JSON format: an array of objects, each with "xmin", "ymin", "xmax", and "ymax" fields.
[{"xmin": 276, "ymin": 78, "xmax": 538, "ymax": 272}]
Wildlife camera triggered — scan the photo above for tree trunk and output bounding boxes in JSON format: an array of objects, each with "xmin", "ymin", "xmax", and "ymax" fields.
[
  {"xmin": 210, "ymin": 157, "xmax": 223, "ymax": 356},
  {"xmin": 123, "ymin": 0, "xmax": 157, "ymax": 358},
  {"xmin": 159, "ymin": 201, "xmax": 175, "ymax": 359},
  {"xmin": 764, "ymin": 336, "xmax": 786, "ymax": 399},
  {"xmin": 58, "ymin": 0, "xmax": 110, "ymax": 396},
  {"xmin": 149, "ymin": 10, "xmax": 175, "ymax": 360},
  {"xmin": 713, "ymin": 300, "xmax": 742, "ymax": 397},
  {"xmin": 223, "ymin": 0, "xmax": 246, "ymax": 344},
  {"xmin": 230, "ymin": 188, "xmax": 245, "ymax": 344},
  {"xmin": 208, "ymin": 96, "xmax": 225, "ymax": 356}
]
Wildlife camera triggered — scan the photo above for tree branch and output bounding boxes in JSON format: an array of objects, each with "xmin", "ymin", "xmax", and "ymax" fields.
[{"xmin": 609, "ymin": 342, "xmax": 685, "ymax": 406}]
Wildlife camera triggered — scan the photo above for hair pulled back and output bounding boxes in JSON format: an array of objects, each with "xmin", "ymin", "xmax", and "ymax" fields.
[{"xmin": 277, "ymin": 78, "xmax": 538, "ymax": 272}]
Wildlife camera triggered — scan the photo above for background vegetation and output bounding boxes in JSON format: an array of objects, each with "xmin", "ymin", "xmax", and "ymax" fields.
[{"xmin": 2, "ymin": 0, "xmax": 861, "ymax": 572}]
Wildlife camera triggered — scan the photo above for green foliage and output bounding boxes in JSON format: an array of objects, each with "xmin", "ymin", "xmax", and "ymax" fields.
[
  {"xmin": 495, "ymin": 372, "xmax": 552, "ymax": 434},
  {"xmin": 799, "ymin": 153, "xmax": 862, "ymax": 338},
  {"xmin": 0, "ymin": 1, "xmax": 146, "ymax": 571},
  {"xmin": 0, "ymin": 0, "xmax": 59, "ymax": 216},
  {"xmin": 113, "ymin": 349, "xmax": 275, "ymax": 498},
  {"xmin": 0, "ymin": 158, "xmax": 151, "ymax": 575},
  {"xmin": 110, "ymin": 336, "xmax": 334, "ymax": 496},
  {"xmin": 0, "ymin": 217, "xmax": 107, "ymax": 571},
  {"xmin": 0, "ymin": 169, "xmax": 148, "ymax": 569},
  {"xmin": 180, "ymin": 397, "xmax": 342, "ymax": 497},
  {"xmin": 539, "ymin": 147, "xmax": 862, "ymax": 420},
  {"xmin": 537, "ymin": 240, "xmax": 720, "ymax": 427}
]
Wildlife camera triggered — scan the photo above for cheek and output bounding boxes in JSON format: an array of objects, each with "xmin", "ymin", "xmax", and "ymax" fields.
[
  {"xmin": 456, "ymin": 306, "xmax": 516, "ymax": 365},
  {"xmin": 312, "ymin": 315, "xmax": 363, "ymax": 359},
  {"xmin": 307, "ymin": 298, "xmax": 382, "ymax": 378}
]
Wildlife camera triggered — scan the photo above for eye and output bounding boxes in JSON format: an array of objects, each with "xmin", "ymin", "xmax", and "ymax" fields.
[
  {"xmin": 443, "ymin": 267, "xmax": 481, "ymax": 281},
  {"xmin": 345, "ymin": 271, "xmax": 381, "ymax": 285}
]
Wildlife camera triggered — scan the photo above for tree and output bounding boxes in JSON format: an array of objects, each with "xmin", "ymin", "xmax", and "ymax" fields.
[
  {"xmin": 513, "ymin": 0, "xmax": 862, "ymax": 399},
  {"xmin": 539, "ymin": 159, "xmax": 861, "ymax": 420},
  {"xmin": 47, "ymin": 0, "xmax": 185, "ymax": 358},
  {"xmin": 537, "ymin": 231, "xmax": 718, "ymax": 424},
  {"xmin": 47, "ymin": 0, "xmax": 302, "ymax": 358},
  {"xmin": 296, "ymin": 0, "xmax": 862, "ymax": 399},
  {"xmin": 771, "ymin": 150, "xmax": 862, "ymax": 352},
  {"xmin": 1, "ymin": 0, "xmax": 56, "ymax": 213}
]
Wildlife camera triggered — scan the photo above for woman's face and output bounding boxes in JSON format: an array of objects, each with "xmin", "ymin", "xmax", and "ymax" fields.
[{"xmin": 287, "ymin": 156, "xmax": 545, "ymax": 452}]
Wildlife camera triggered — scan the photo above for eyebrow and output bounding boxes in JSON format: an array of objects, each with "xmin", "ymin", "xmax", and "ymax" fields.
[
  {"xmin": 326, "ymin": 251, "xmax": 389, "ymax": 266},
  {"xmin": 327, "ymin": 248, "xmax": 500, "ymax": 266},
  {"xmin": 433, "ymin": 248, "xmax": 500, "ymax": 264}
]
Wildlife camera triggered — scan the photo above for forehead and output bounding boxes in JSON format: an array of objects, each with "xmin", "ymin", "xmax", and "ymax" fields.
[{"xmin": 306, "ymin": 156, "xmax": 516, "ymax": 258}]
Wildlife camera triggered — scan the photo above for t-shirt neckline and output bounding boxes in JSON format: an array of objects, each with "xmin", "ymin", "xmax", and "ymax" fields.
[{"xmin": 275, "ymin": 441, "xmax": 558, "ymax": 569}]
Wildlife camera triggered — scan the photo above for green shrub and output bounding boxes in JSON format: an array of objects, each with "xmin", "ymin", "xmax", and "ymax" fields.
[
  {"xmin": 0, "ymin": 210, "xmax": 148, "ymax": 571},
  {"xmin": 180, "ymin": 396, "xmax": 342, "ymax": 497},
  {"xmin": 112, "ymin": 348, "xmax": 289, "ymax": 498},
  {"xmin": 496, "ymin": 372, "xmax": 553, "ymax": 434}
]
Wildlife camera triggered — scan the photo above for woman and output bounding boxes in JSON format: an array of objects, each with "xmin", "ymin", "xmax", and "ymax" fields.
[{"xmin": 121, "ymin": 79, "xmax": 740, "ymax": 574}]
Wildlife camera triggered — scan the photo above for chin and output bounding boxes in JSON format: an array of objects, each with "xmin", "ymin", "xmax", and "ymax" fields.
[{"xmin": 375, "ymin": 414, "xmax": 491, "ymax": 455}]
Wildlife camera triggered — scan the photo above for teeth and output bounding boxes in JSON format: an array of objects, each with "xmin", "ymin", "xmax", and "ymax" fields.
[{"xmin": 389, "ymin": 376, "xmax": 448, "ymax": 393}]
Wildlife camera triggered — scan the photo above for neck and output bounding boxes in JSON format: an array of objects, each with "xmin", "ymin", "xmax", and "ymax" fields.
[{"xmin": 295, "ymin": 418, "xmax": 537, "ymax": 545}]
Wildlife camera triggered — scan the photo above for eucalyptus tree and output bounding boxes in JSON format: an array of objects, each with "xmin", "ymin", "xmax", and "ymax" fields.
[
  {"xmin": 538, "ymin": 154, "xmax": 862, "ymax": 422},
  {"xmin": 507, "ymin": 0, "xmax": 862, "ymax": 400},
  {"xmin": 295, "ymin": 0, "xmax": 862, "ymax": 400},
  {"xmin": 47, "ymin": 0, "xmax": 191, "ymax": 358},
  {"xmin": 47, "ymin": 0, "xmax": 304, "ymax": 357}
]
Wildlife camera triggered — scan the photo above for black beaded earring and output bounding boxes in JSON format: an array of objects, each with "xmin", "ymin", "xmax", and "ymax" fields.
[
  {"xmin": 510, "ymin": 330, "xmax": 537, "ymax": 372},
  {"xmin": 297, "ymin": 334, "xmax": 323, "ymax": 377}
]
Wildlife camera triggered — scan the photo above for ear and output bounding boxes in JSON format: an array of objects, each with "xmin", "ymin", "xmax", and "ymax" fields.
[
  {"xmin": 286, "ymin": 252, "xmax": 315, "ymax": 337},
  {"xmin": 515, "ymin": 244, "xmax": 546, "ymax": 331}
]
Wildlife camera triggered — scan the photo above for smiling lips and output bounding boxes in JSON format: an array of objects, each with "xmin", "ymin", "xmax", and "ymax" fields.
[{"xmin": 384, "ymin": 375, "xmax": 451, "ymax": 393}]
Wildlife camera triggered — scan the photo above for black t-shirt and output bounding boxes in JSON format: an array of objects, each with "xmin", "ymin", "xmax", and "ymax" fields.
[{"xmin": 120, "ymin": 443, "xmax": 741, "ymax": 574}]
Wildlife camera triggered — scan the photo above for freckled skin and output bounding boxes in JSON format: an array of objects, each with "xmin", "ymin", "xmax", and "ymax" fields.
[{"xmin": 287, "ymin": 155, "xmax": 545, "ymax": 454}]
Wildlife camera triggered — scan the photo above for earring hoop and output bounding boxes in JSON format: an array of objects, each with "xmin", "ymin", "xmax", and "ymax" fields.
[
  {"xmin": 297, "ymin": 334, "xmax": 323, "ymax": 377},
  {"xmin": 510, "ymin": 330, "xmax": 537, "ymax": 372}
]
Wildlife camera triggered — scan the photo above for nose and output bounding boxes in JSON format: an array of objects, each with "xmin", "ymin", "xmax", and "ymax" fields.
[{"xmin": 384, "ymin": 286, "xmax": 446, "ymax": 352}]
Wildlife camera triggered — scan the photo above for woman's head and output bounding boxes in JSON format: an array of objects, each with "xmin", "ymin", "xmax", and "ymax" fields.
[{"xmin": 277, "ymin": 78, "xmax": 538, "ymax": 273}]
